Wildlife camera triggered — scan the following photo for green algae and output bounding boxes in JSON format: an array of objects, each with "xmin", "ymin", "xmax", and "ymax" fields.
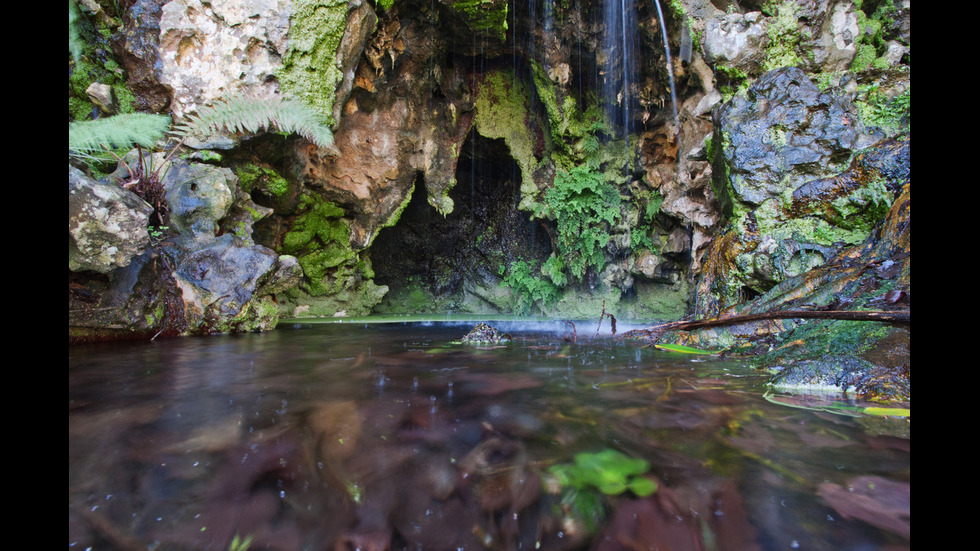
[
  {"xmin": 234, "ymin": 164, "xmax": 291, "ymax": 198},
  {"xmin": 762, "ymin": 2, "xmax": 803, "ymax": 72},
  {"xmin": 280, "ymin": 194, "xmax": 355, "ymax": 296},
  {"xmin": 450, "ymin": 0, "xmax": 509, "ymax": 41},
  {"xmin": 278, "ymin": 0, "xmax": 350, "ymax": 126},
  {"xmin": 473, "ymin": 68, "xmax": 545, "ymax": 207}
]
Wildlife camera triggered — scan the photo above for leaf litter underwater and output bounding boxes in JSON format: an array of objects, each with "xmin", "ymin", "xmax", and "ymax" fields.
[{"xmin": 69, "ymin": 321, "xmax": 910, "ymax": 550}]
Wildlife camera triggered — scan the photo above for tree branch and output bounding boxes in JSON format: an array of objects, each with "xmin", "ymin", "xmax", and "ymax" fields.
[{"xmin": 623, "ymin": 310, "xmax": 910, "ymax": 340}]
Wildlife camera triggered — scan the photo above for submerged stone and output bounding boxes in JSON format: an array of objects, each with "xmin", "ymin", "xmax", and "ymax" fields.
[{"xmin": 459, "ymin": 323, "xmax": 511, "ymax": 344}]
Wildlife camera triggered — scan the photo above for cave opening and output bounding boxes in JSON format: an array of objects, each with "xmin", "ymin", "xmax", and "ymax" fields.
[{"xmin": 371, "ymin": 130, "xmax": 552, "ymax": 313}]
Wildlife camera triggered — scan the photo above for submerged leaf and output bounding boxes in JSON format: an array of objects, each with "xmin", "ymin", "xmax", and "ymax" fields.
[
  {"xmin": 549, "ymin": 449, "xmax": 655, "ymax": 496},
  {"xmin": 655, "ymin": 343, "xmax": 725, "ymax": 355},
  {"xmin": 863, "ymin": 407, "xmax": 910, "ymax": 417},
  {"xmin": 628, "ymin": 477, "xmax": 658, "ymax": 497}
]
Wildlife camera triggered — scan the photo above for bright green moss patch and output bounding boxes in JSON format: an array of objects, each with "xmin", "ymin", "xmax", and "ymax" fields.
[
  {"xmin": 473, "ymin": 69, "xmax": 543, "ymax": 203},
  {"xmin": 762, "ymin": 2, "xmax": 803, "ymax": 72},
  {"xmin": 280, "ymin": 194, "xmax": 355, "ymax": 296},
  {"xmin": 450, "ymin": 0, "xmax": 509, "ymax": 41},
  {"xmin": 234, "ymin": 164, "xmax": 290, "ymax": 197},
  {"xmin": 277, "ymin": 0, "xmax": 349, "ymax": 126}
]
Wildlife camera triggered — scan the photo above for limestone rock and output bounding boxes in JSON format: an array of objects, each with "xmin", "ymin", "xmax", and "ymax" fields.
[
  {"xmin": 158, "ymin": 0, "xmax": 292, "ymax": 119},
  {"xmin": 164, "ymin": 162, "xmax": 236, "ymax": 241},
  {"xmin": 69, "ymin": 166, "xmax": 153, "ymax": 274},
  {"xmin": 704, "ymin": 12, "xmax": 766, "ymax": 73},
  {"xmin": 459, "ymin": 323, "xmax": 511, "ymax": 344},
  {"xmin": 813, "ymin": 0, "xmax": 860, "ymax": 71},
  {"xmin": 173, "ymin": 234, "xmax": 281, "ymax": 333},
  {"xmin": 111, "ymin": 0, "xmax": 172, "ymax": 113},
  {"xmin": 70, "ymin": 154, "xmax": 288, "ymax": 339}
]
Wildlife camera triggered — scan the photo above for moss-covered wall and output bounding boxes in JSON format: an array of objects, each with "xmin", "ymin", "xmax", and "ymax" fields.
[{"xmin": 278, "ymin": 0, "xmax": 350, "ymax": 126}]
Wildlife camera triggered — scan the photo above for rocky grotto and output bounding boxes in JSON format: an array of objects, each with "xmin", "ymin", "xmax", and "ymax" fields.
[{"xmin": 69, "ymin": 0, "xmax": 909, "ymax": 400}]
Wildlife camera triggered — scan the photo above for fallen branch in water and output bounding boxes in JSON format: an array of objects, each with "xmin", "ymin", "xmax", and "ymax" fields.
[
  {"xmin": 622, "ymin": 309, "xmax": 910, "ymax": 341},
  {"xmin": 564, "ymin": 321, "xmax": 577, "ymax": 343},
  {"xmin": 593, "ymin": 300, "xmax": 617, "ymax": 338}
]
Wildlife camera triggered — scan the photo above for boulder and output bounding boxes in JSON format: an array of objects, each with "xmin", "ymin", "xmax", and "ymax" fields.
[{"xmin": 69, "ymin": 166, "xmax": 153, "ymax": 273}]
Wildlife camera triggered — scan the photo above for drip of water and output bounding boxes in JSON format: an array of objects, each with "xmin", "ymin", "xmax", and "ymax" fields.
[
  {"xmin": 652, "ymin": 0, "xmax": 679, "ymax": 125},
  {"xmin": 680, "ymin": 20, "xmax": 692, "ymax": 64}
]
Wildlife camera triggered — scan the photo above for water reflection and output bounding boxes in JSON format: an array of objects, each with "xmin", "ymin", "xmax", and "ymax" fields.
[{"xmin": 69, "ymin": 322, "xmax": 909, "ymax": 550}]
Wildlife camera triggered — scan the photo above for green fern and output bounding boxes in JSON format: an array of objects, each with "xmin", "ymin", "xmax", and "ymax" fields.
[
  {"xmin": 546, "ymin": 166, "xmax": 621, "ymax": 279},
  {"xmin": 68, "ymin": 0, "xmax": 83, "ymax": 61},
  {"xmin": 68, "ymin": 113, "xmax": 172, "ymax": 152},
  {"xmin": 174, "ymin": 95, "xmax": 335, "ymax": 149}
]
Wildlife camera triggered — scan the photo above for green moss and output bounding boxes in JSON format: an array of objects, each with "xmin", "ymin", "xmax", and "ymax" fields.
[
  {"xmin": 277, "ymin": 0, "xmax": 349, "ymax": 126},
  {"xmin": 68, "ymin": 18, "xmax": 138, "ymax": 121},
  {"xmin": 450, "ymin": 0, "xmax": 509, "ymax": 41},
  {"xmin": 234, "ymin": 164, "xmax": 290, "ymax": 197},
  {"xmin": 281, "ymin": 194, "xmax": 355, "ymax": 296},
  {"xmin": 531, "ymin": 60, "xmax": 587, "ymax": 152},
  {"xmin": 850, "ymin": 43, "xmax": 878, "ymax": 71},
  {"xmin": 754, "ymin": 195, "xmax": 870, "ymax": 248},
  {"xmin": 767, "ymin": 319, "xmax": 890, "ymax": 365},
  {"xmin": 850, "ymin": 0, "xmax": 901, "ymax": 71},
  {"xmin": 762, "ymin": 2, "xmax": 803, "ymax": 72},
  {"xmin": 428, "ymin": 187, "xmax": 455, "ymax": 216},
  {"xmin": 826, "ymin": 177, "xmax": 893, "ymax": 232},
  {"xmin": 473, "ymin": 69, "xmax": 544, "ymax": 204}
]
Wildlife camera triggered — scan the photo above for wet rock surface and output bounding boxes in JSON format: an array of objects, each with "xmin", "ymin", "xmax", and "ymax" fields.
[
  {"xmin": 713, "ymin": 67, "xmax": 879, "ymax": 208},
  {"xmin": 459, "ymin": 322, "xmax": 512, "ymax": 344},
  {"xmin": 69, "ymin": 166, "xmax": 153, "ymax": 273},
  {"xmin": 68, "ymin": 155, "xmax": 294, "ymax": 340},
  {"xmin": 680, "ymin": 135, "xmax": 910, "ymax": 401}
]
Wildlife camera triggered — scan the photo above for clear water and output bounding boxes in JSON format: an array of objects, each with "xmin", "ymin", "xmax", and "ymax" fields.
[{"xmin": 69, "ymin": 321, "xmax": 909, "ymax": 550}]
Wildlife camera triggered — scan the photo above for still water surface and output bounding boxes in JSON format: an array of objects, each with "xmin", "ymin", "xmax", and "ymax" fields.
[{"xmin": 69, "ymin": 320, "xmax": 909, "ymax": 550}]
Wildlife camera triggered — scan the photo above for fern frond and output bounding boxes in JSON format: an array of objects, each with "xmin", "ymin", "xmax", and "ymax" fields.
[
  {"xmin": 175, "ymin": 95, "xmax": 335, "ymax": 149},
  {"xmin": 68, "ymin": 113, "xmax": 172, "ymax": 152},
  {"xmin": 69, "ymin": 0, "xmax": 83, "ymax": 61}
]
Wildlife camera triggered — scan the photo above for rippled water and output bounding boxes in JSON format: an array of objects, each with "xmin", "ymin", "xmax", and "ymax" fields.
[{"xmin": 69, "ymin": 321, "xmax": 910, "ymax": 550}]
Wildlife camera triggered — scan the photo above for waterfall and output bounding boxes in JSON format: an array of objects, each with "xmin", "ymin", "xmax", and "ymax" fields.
[
  {"xmin": 652, "ymin": 0, "xmax": 678, "ymax": 125},
  {"xmin": 602, "ymin": 0, "xmax": 639, "ymax": 136}
]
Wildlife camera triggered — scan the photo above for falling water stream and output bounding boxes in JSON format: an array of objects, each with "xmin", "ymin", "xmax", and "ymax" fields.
[
  {"xmin": 652, "ymin": 0, "xmax": 679, "ymax": 124},
  {"xmin": 69, "ymin": 320, "xmax": 910, "ymax": 550},
  {"xmin": 602, "ymin": 0, "xmax": 638, "ymax": 135}
]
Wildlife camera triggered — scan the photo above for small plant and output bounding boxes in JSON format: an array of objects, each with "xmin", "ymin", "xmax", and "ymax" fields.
[
  {"xmin": 228, "ymin": 533, "xmax": 254, "ymax": 551},
  {"xmin": 501, "ymin": 259, "xmax": 562, "ymax": 315},
  {"xmin": 148, "ymin": 225, "xmax": 170, "ymax": 241},
  {"xmin": 548, "ymin": 449, "xmax": 657, "ymax": 497},
  {"xmin": 544, "ymin": 166, "xmax": 621, "ymax": 280},
  {"xmin": 173, "ymin": 95, "xmax": 335, "ymax": 149},
  {"xmin": 547, "ymin": 449, "xmax": 658, "ymax": 532}
]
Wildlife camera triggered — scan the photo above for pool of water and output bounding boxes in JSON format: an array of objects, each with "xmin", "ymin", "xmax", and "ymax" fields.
[{"xmin": 69, "ymin": 321, "xmax": 910, "ymax": 551}]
